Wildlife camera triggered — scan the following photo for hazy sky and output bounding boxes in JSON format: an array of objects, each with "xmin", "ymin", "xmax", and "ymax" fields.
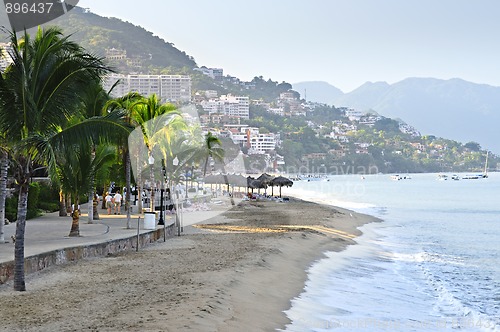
[{"xmin": 78, "ymin": 0, "xmax": 500, "ymax": 92}]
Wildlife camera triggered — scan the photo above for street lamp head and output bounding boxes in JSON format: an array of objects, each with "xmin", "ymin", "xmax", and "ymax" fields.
[
  {"xmin": 173, "ymin": 156, "xmax": 179, "ymax": 166},
  {"xmin": 148, "ymin": 155, "xmax": 155, "ymax": 165}
]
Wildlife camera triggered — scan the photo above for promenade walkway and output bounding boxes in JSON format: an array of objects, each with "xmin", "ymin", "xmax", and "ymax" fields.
[{"xmin": 0, "ymin": 198, "xmax": 235, "ymax": 273}]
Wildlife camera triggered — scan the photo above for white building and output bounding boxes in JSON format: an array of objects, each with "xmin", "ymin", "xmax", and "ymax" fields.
[
  {"xmin": 219, "ymin": 95, "xmax": 250, "ymax": 119},
  {"xmin": 104, "ymin": 74, "xmax": 192, "ymax": 103},
  {"xmin": 193, "ymin": 66, "xmax": 223, "ymax": 80},
  {"xmin": 200, "ymin": 99, "xmax": 224, "ymax": 115},
  {"xmin": 250, "ymin": 133, "xmax": 277, "ymax": 154},
  {"xmin": 268, "ymin": 107, "xmax": 285, "ymax": 116},
  {"xmin": 105, "ymin": 48, "xmax": 127, "ymax": 61},
  {"xmin": 0, "ymin": 43, "xmax": 13, "ymax": 72},
  {"xmin": 344, "ymin": 108, "xmax": 365, "ymax": 121}
]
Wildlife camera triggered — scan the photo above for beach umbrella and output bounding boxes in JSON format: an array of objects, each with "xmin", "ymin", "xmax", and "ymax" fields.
[
  {"xmin": 247, "ymin": 176, "xmax": 260, "ymax": 193},
  {"xmin": 257, "ymin": 173, "xmax": 275, "ymax": 185},
  {"xmin": 270, "ymin": 176, "xmax": 294, "ymax": 198},
  {"xmin": 257, "ymin": 173, "xmax": 275, "ymax": 194},
  {"xmin": 203, "ymin": 173, "xmax": 226, "ymax": 184},
  {"xmin": 227, "ymin": 174, "xmax": 248, "ymax": 188}
]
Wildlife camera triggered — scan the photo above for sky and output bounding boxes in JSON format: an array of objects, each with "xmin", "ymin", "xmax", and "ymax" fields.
[{"xmin": 77, "ymin": 0, "xmax": 500, "ymax": 92}]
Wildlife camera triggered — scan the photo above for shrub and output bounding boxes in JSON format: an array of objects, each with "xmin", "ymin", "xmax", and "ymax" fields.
[{"xmin": 27, "ymin": 182, "xmax": 42, "ymax": 219}]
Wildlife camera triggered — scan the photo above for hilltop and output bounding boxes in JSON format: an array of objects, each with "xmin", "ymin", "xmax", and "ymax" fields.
[
  {"xmin": 294, "ymin": 79, "xmax": 500, "ymax": 154},
  {"xmin": 0, "ymin": 7, "xmax": 196, "ymax": 71}
]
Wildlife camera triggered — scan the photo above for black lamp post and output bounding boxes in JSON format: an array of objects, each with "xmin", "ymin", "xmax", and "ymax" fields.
[
  {"xmin": 158, "ymin": 159, "xmax": 166, "ymax": 225},
  {"xmin": 185, "ymin": 167, "xmax": 189, "ymax": 199}
]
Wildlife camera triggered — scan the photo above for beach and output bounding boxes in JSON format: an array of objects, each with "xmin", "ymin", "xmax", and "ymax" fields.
[{"xmin": 0, "ymin": 198, "xmax": 377, "ymax": 332}]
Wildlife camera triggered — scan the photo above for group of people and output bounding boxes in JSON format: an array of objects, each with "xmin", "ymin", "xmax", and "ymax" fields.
[{"xmin": 104, "ymin": 190, "xmax": 122, "ymax": 215}]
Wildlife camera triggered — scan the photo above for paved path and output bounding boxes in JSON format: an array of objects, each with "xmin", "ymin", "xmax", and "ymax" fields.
[{"xmin": 0, "ymin": 199, "xmax": 235, "ymax": 264}]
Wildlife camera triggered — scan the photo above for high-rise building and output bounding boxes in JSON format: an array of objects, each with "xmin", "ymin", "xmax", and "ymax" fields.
[{"xmin": 104, "ymin": 74, "xmax": 192, "ymax": 103}]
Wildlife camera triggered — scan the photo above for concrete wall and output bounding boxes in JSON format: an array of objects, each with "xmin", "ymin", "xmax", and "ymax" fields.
[{"xmin": 0, "ymin": 224, "xmax": 176, "ymax": 284}]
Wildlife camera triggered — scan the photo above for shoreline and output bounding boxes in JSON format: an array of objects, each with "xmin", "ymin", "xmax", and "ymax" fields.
[
  {"xmin": 216, "ymin": 197, "xmax": 381, "ymax": 331},
  {"xmin": 0, "ymin": 197, "xmax": 380, "ymax": 331}
]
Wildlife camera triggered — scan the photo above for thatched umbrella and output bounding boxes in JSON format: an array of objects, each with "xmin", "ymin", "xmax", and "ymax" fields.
[
  {"xmin": 257, "ymin": 173, "xmax": 275, "ymax": 195},
  {"xmin": 227, "ymin": 174, "xmax": 248, "ymax": 188},
  {"xmin": 203, "ymin": 173, "xmax": 225, "ymax": 184},
  {"xmin": 247, "ymin": 176, "xmax": 260, "ymax": 193},
  {"xmin": 270, "ymin": 176, "xmax": 294, "ymax": 198},
  {"xmin": 225, "ymin": 174, "xmax": 248, "ymax": 196}
]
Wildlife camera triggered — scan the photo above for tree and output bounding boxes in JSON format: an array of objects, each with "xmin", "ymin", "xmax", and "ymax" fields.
[
  {"xmin": 105, "ymin": 92, "xmax": 143, "ymax": 228},
  {"xmin": 128, "ymin": 94, "xmax": 182, "ymax": 212},
  {"xmin": 58, "ymin": 144, "xmax": 116, "ymax": 237},
  {"xmin": 202, "ymin": 132, "xmax": 225, "ymax": 176},
  {"xmin": 464, "ymin": 141, "xmax": 481, "ymax": 152},
  {"xmin": 0, "ymin": 27, "xmax": 125, "ymax": 291}
]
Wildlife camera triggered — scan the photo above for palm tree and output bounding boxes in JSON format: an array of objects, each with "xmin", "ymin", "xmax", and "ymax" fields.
[
  {"xmin": 202, "ymin": 132, "xmax": 225, "ymax": 176},
  {"xmin": 77, "ymin": 80, "xmax": 115, "ymax": 224},
  {"xmin": 58, "ymin": 144, "xmax": 116, "ymax": 236},
  {"xmin": 129, "ymin": 94, "xmax": 182, "ymax": 212},
  {"xmin": 0, "ymin": 27, "xmax": 128, "ymax": 291},
  {"xmin": 105, "ymin": 92, "xmax": 143, "ymax": 228}
]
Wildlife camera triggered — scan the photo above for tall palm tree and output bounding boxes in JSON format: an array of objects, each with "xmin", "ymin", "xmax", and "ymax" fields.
[
  {"xmin": 77, "ymin": 80, "xmax": 115, "ymax": 224},
  {"xmin": 0, "ymin": 27, "xmax": 128, "ymax": 291},
  {"xmin": 129, "ymin": 94, "xmax": 182, "ymax": 212},
  {"xmin": 202, "ymin": 132, "xmax": 225, "ymax": 176},
  {"xmin": 105, "ymin": 92, "xmax": 143, "ymax": 228}
]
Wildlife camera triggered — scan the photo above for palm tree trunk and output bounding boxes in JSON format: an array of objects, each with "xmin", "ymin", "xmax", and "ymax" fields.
[
  {"xmin": 87, "ymin": 188, "xmax": 94, "ymax": 224},
  {"xmin": 125, "ymin": 151, "xmax": 131, "ymax": 229},
  {"xmin": 101, "ymin": 186, "xmax": 107, "ymax": 209},
  {"xmin": 150, "ymin": 164, "xmax": 155, "ymax": 212},
  {"xmin": 93, "ymin": 194, "xmax": 99, "ymax": 220},
  {"xmin": 0, "ymin": 151, "xmax": 8, "ymax": 243},
  {"xmin": 59, "ymin": 188, "xmax": 66, "ymax": 216},
  {"xmin": 66, "ymin": 194, "xmax": 72, "ymax": 214},
  {"xmin": 69, "ymin": 196, "xmax": 80, "ymax": 237},
  {"xmin": 14, "ymin": 183, "xmax": 28, "ymax": 291},
  {"xmin": 136, "ymin": 158, "xmax": 143, "ymax": 213},
  {"xmin": 203, "ymin": 156, "xmax": 209, "ymax": 177}
]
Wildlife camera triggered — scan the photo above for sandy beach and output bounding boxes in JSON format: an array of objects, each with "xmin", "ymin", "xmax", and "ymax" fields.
[{"xmin": 0, "ymin": 198, "xmax": 378, "ymax": 332}]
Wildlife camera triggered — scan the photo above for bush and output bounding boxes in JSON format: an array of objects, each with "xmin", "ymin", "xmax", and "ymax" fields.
[
  {"xmin": 27, "ymin": 182, "xmax": 42, "ymax": 219},
  {"xmin": 38, "ymin": 182, "xmax": 59, "ymax": 206},
  {"xmin": 5, "ymin": 194, "xmax": 17, "ymax": 222},
  {"xmin": 38, "ymin": 202, "xmax": 59, "ymax": 212},
  {"xmin": 5, "ymin": 182, "xmax": 61, "ymax": 220}
]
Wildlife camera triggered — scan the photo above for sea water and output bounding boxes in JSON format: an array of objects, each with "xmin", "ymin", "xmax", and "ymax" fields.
[{"xmin": 282, "ymin": 173, "xmax": 500, "ymax": 331}]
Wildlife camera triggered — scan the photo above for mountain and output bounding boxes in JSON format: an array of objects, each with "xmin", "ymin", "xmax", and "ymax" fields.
[
  {"xmin": 292, "ymin": 81, "xmax": 343, "ymax": 105},
  {"xmin": 333, "ymin": 81, "xmax": 391, "ymax": 111},
  {"xmin": 297, "ymin": 79, "xmax": 500, "ymax": 154},
  {"xmin": 0, "ymin": 7, "xmax": 196, "ymax": 70}
]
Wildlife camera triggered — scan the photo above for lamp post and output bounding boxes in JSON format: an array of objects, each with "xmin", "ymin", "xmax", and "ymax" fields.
[
  {"xmin": 172, "ymin": 156, "xmax": 181, "ymax": 235},
  {"xmin": 158, "ymin": 159, "xmax": 165, "ymax": 225},
  {"xmin": 148, "ymin": 154, "xmax": 155, "ymax": 214},
  {"xmin": 185, "ymin": 167, "xmax": 189, "ymax": 199}
]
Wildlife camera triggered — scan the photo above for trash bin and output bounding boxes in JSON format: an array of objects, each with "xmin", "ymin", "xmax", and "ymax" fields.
[{"xmin": 144, "ymin": 211, "xmax": 156, "ymax": 230}]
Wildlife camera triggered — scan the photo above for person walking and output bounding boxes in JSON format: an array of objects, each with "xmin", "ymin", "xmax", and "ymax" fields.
[
  {"xmin": 113, "ymin": 189, "xmax": 123, "ymax": 215},
  {"xmin": 105, "ymin": 192, "xmax": 113, "ymax": 215}
]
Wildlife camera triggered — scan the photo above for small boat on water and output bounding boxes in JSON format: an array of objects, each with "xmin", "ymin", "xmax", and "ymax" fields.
[
  {"xmin": 391, "ymin": 174, "xmax": 411, "ymax": 181},
  {"xmin": 437, "ymin": 174, "xmax": 448, "ymax": 181}
]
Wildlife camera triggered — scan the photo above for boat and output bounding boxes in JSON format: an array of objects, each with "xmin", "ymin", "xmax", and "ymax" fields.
[
  {"xmin": 483, "ymin": 151, "xmax": 489, "ymax": 178},
  {"xmin": 391, "ymin": 174, "xmax": 411, "ymax": 181},
  {"xmin": 437, "ymin": 174, "xmax": 448, "ymax": 181},
  {"xmin": 462, "ymin": 151, "xmax": 489, "ymax": 180},
  {"xmin": 451, "ymin": 174, "xmax": 460, "ymax": 181}
]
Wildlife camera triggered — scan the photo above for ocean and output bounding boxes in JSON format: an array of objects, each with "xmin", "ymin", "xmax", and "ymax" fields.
[{"xmin": 281, "ymin": 173, "xmax": 500, "ymax": 331}]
